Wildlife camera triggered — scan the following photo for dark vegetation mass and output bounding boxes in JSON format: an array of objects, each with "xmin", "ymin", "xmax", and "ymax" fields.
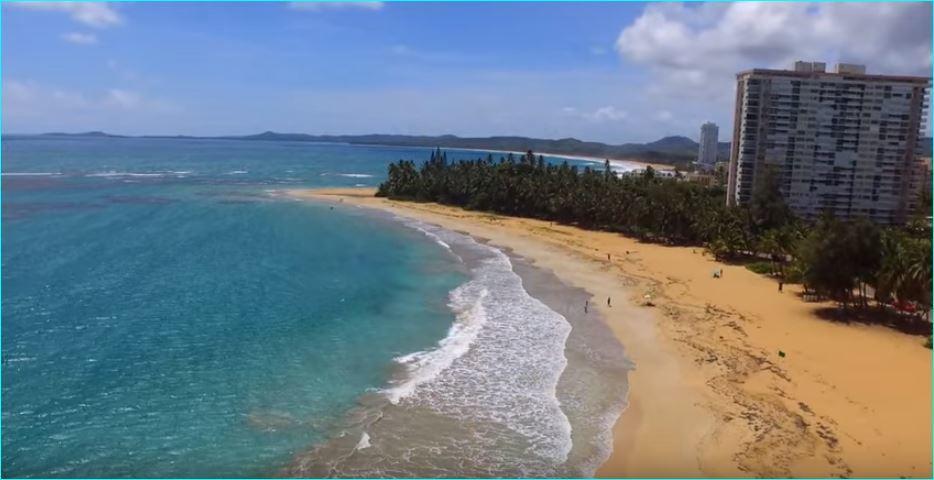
[{"xmin": 378, "ymin": 149, "xmax": 932, "ymax": 341}]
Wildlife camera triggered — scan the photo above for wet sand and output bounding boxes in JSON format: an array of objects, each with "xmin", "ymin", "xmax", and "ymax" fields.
[
  {"xmin": 287, "ymin": 187, "xmax": 932, "ymax": 478},
  {"xmin": 286, "ymin": 210, "xmax": 628, "ymax": 477}
]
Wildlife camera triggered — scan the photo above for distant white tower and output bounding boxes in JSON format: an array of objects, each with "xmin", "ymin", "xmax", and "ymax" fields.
[{"xmin": 697, "ymin": 122, "xmax": 719, "ymax": 169}]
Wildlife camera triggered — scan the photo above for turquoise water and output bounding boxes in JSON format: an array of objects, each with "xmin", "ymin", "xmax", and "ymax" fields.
[
  {"xmin": 1, "ymin": 137, "xmax": 481, "ymax": 477},
  {"xmin": 1, "ymin": 136, "xmax": 627, "ymax": 478}
]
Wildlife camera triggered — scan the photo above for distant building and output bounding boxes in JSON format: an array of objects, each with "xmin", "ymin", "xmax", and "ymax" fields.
[
  {"xmin": 683, "ymin": 171, "xmax": 717, "ymax": 186},
  {"xmin": 726, "ymin": 61, "xmax": 930, "ymax": 224},
  {"xmin": 696, "ymin": 122, "xmax": 719, "ymax": 169}
]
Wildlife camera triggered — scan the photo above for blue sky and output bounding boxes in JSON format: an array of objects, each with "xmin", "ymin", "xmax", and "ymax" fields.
[{"xmin": 2, "ymin": 1, "xmax": 931, "ymax": 143}]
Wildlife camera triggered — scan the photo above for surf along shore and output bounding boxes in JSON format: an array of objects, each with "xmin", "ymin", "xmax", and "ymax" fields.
[{"xmin": 287, "ymin": 187, "xmax": 932, "ymax": 478}]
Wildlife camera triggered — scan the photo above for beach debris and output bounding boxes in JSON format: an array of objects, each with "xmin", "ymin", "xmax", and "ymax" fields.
[
  {"xmin": 642, "ymin": 294, "xmax": 655, "ymax": 307},
  {"xmin": 778, "ymin": 350, "xmax": 786, "ymax": 358}
]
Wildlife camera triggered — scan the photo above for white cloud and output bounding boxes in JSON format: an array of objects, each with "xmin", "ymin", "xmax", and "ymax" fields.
[
  {"xmin": 61, "ymin": 32, "xmax": 98, "ymax": 45},
  {"xmin": 616, "ymin": 2, "xmax": 932, "ymax": 101},
  {"xmin": 587, "ymin": 106, "xmax": 629, "ymax": 122},
  {"xmin": 104, "ymin": 89, "xmax": 143, "ymax": 109},
  {"xmin": 563, "ymin": 105, "xmax": 628, "ymax": 123},
  {"xmin": 106, "ymin": 59, "xmax": 141, "ymax": 82},
  {"xmin": 3, "ymin": 79, "xmax": 180, "ymax": 132},
  {"xmin": 14, "ymin": 2, "xmax": 122, "ymax": 28},
  {"xmin": 385, "ymin": 44, "xmax": 463, "ymax": 63},
  {"xmin": 288, "ymin": 2, "xmax": 383, "ymax": 12}
]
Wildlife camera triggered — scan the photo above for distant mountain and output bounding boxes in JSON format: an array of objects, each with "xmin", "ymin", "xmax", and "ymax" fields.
[
  {"xmin": 216, "ymin": 132, "xmax": 716, "ymax": 166},
  {"xmin": 29, "ymin": 130, "xmax": 735, "ymax": 166},
  {"xmin": 40, "ymin": 131, "xmax": 125, "ymax": 138},
  {"xmin": 24, "ymin": 129, "xmax": 932, "ymax": 163}
]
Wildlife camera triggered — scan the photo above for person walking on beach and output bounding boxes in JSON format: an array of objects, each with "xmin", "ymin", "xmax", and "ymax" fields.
[
  {"xmin": 607, "ymin": 253, "xmax": 611, "ymax": 261},
  {"xmin": 607, "ymin": 297, "xmax": 612, "ymax": 307},
  {"xmin": 584, "ymin": 300, "xmax": 589, "ymax": 314},
  {"xmin": 779, "ymin": 281, "xmax": 784, "ymax": 292}
]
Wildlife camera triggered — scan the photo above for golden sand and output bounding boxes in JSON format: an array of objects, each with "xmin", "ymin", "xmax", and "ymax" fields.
[{"xmin": 288, "ymin": 187, "xmax": 932, "ymax": 478}]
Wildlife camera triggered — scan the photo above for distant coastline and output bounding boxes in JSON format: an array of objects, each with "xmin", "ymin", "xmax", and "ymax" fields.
[{"xmin": 2, "ymin": 130, "xmax": 730, "ymax": 167}]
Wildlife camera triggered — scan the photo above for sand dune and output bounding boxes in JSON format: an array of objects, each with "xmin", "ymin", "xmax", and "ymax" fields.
[{"xmin": 288, "ymin": 187, "xmax": 932, "ymax": 478}]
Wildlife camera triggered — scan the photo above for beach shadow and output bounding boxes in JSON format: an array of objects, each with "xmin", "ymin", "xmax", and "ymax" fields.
[{"xmin": 812, "ymin": 306, "xmax": 932, "ymax": 337}]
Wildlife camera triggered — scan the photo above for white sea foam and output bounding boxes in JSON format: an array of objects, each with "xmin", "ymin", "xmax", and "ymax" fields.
[
  {"xmin": 85, "ymin": 171, "xmax": 192, "ymax": 178},
  {"xmin": 355, "ymin": 432, "xmax": 371, "ymax": 451},
  {"xmin": 87, "ymin": 171, "xmax": 162, "ymax": 178},
  {"xmin": 383, "ymin": 286, "xmax": 488, "ymax": 404},
  {"xmin": 320, "ymin": 173, "xmax": 375, "ymax": 178},
  {"xmin": 399, "ymin": 218, "xmax": 453, "ymax": 252},
  {"xmin": 226, "ymin": 170, "xmax": 248, "ymax": 175},
  {"xmin": 385, "ymin": 220, "xmax": 574, "ymax": 467},
  {"xmin": 1, "ymin": 172, "xmax": 62, "ymax": 176}
]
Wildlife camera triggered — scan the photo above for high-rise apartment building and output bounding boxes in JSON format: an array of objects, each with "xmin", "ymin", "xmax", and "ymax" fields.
[
  {"xmin": 697, "ymin": 122, "xmax": 719, "ymax": 169},
  {"xmin": 726, "ymin": 61, "xmax": 930, "ymax": 224}
]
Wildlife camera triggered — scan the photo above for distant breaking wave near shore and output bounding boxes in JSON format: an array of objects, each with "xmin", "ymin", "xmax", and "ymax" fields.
[{"xmin": 290, "ymin": 216, "xmax": 630, "ymax": 477}]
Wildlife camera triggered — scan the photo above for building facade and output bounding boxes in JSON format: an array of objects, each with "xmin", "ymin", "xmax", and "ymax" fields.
[
  {"xmin": 697, "ymin": 122, "xmax": 719, "ymax": 169},
  {"xmin": 726, "ymin": 61, "xmax": 930, "ymax": 224}
]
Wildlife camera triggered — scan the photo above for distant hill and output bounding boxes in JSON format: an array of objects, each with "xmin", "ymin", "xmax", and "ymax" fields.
[
  {"xmin": 21, "ymin": 129, "xmax": 932, "ymax": 163},
  {"xmin": 216, "ymin": 132, "xmax": 721, "ymax": 166},
  {"xmin": 39, "ymin": 131, "xmax": 126, "ymax": 138},
  {"xmin": 27, "ymin": 130, "xmax": 739, "ymax": 166}
]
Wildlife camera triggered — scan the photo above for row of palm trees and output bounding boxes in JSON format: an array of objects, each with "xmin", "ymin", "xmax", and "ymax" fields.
[{"xmin": 377, "ymin": 149, "xmax": 931, "ymax": 323}]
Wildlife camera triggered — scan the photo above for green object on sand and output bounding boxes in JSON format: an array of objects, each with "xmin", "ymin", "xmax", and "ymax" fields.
[{"xmin": 778, "ymin": 350, "xmax": 786, "ymax": 358}]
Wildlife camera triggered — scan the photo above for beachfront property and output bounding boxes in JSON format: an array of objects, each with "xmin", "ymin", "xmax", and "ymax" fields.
[
  {"xmin": 696, "ymin": 122, "xmax": 719, "ymax": 170},
  {"xmin": 726, "ymin": 61, "xmax": 931, "ymax": 224}
]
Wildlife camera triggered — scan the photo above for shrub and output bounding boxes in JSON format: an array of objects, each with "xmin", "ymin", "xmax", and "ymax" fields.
[{"xmin": 745, "ymin": 261, "xmax": 774, "ymax": 275}]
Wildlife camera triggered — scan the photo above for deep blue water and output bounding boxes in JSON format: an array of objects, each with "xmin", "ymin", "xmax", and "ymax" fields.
[{"xmin": 1, "ymin": 136, "xmax": 499, "ymax": 477}]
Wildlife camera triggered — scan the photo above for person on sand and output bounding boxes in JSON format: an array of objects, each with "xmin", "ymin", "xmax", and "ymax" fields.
[
  {"xmin": 584, "ymin": 300, "xmax": 589, "ymax": 314},
  {"xmin": 607, "ymin": 253, "xmax": 611, "ymax": 261},
  {"xmin": 607, "ymin": 297, "xmax": 612, "ymax": 307},
  {"xmin": 779, "ymin": 281, "xmax": 784, "ymax": 292}
]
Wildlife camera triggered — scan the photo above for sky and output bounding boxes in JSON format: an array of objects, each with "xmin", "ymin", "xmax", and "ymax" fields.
[{"xmin": 2, "ymin": 1, "xmax": 932, "ymax": 143}]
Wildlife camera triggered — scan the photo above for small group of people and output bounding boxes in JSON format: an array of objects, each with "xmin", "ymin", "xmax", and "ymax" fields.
[{"xmin": 583, "ymin": 296, "xmax": 612, "ymax": 313}]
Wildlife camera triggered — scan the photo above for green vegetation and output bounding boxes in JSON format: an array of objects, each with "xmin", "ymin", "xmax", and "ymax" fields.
[
  {"xmin": 378, "ymin": 149, "xmax": 932, "ymax": 325},
  {"xmin": 744, "ymin": 261, "xmax": 775, "ymax": 275}
]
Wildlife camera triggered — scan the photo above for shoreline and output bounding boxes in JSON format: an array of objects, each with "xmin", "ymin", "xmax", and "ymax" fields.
[
  {"xmin": 287, "ymin": 209, "xmax": 625, "ymax": 476},
  {"xmin": 287, "ymin": 187, "xmax": 932, "ymax": 478},
  {"xmin": 443, "ymin": 146, "xmax": 674, "ymax": 172}
]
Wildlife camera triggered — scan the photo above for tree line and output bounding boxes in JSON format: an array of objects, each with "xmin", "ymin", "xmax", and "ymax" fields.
[{"xmin": 377, "ymin": 149, "xmax": 931, "ymax": 326}]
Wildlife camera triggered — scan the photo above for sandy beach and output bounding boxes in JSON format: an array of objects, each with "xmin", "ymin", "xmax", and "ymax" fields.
[
  {"xmin": 445, "ymin": 146, "xmax": 675, "ymax": 172},
  {"xmin": 288, "ymin": 187, "xmax": 932, "ymax": 478}
]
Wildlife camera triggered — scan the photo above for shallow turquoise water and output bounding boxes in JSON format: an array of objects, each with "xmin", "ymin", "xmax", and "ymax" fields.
[{"xmin": 2, "ymin": 137, "xmax": 478, "ymax": 477}]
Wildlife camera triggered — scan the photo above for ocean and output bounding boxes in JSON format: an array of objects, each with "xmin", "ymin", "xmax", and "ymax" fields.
[{"xmin": 1, "ymin": 136, "xmax": 631, "ymax": 477}]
